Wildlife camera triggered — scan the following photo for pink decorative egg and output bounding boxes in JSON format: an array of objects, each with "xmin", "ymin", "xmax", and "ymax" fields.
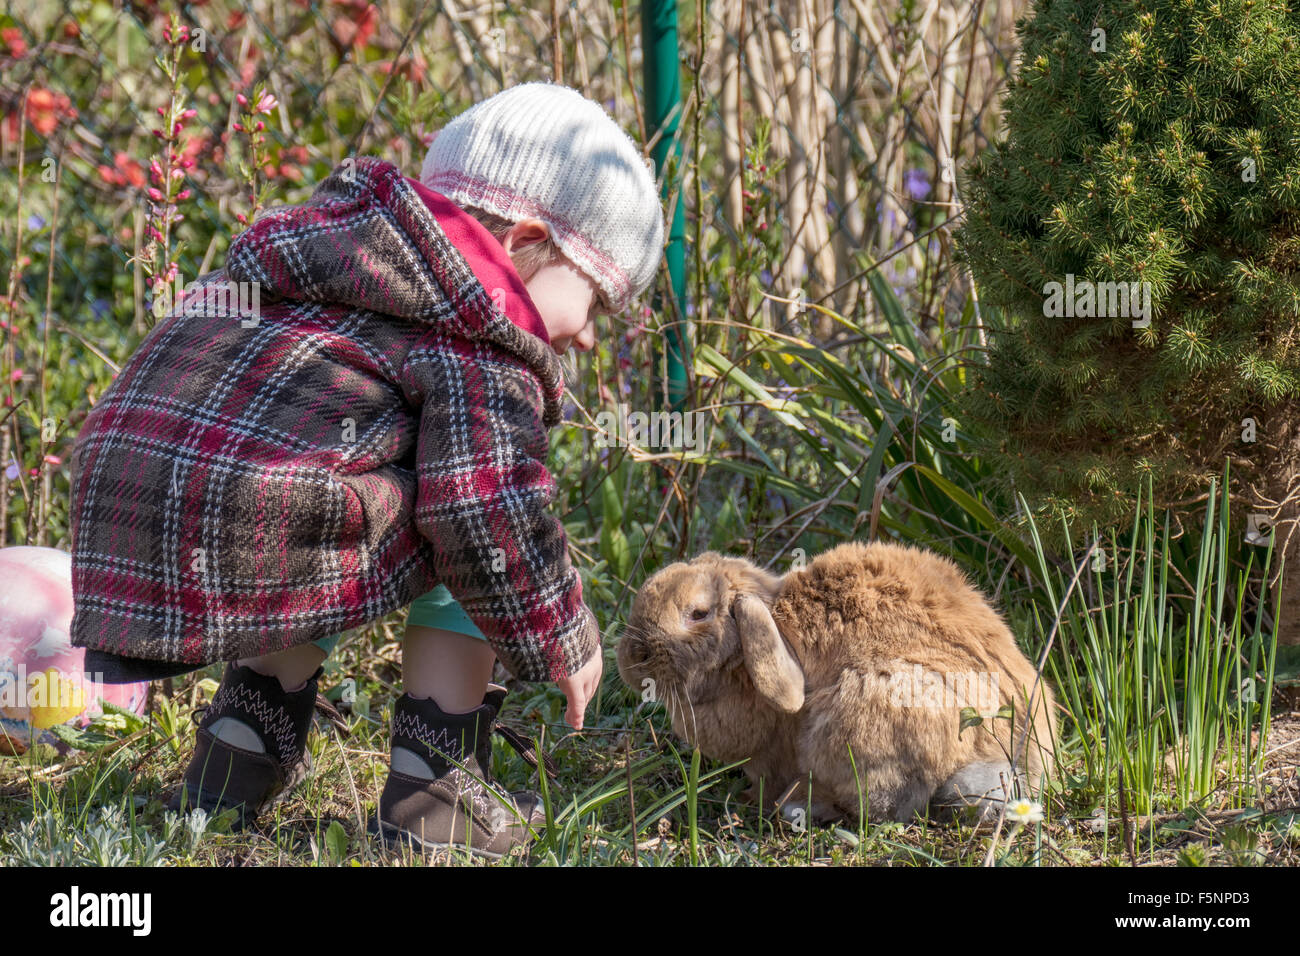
[{"xmin": 0, "ymin": 546, "xmax": 147, "ymax": 755}]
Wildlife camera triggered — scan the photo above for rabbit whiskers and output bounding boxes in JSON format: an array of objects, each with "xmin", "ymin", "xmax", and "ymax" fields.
[{"xmin": 666, "ymin": 682, "xmax": 701, "ymax": 747}]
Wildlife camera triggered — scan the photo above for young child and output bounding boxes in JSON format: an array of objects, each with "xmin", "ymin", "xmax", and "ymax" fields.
[{"xmin": 66, "ymin": 82, "xmax": 665, "ymax": 858}]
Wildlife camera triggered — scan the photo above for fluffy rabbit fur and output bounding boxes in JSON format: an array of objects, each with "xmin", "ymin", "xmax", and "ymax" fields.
[{"xmin": 617, "ymin": 541, "xmax": 1057, "ymax": 824}]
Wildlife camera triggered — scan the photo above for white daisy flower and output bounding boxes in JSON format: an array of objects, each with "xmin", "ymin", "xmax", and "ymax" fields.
[{"xmin": 1006, "ymin": 799, "xmax": 1044, "ymax": 823}]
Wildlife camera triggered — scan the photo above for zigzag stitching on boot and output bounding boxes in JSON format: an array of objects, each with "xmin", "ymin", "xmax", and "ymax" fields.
[
  {"xmin": 207, "ymin": 683, "xmax": 302, "ymax": 768},
  {"xmin": 392, "ymin": 710, "xmax": 476, "ymax": 763},
  {"xmin": 391, "ymin": 709, "xmax": 510, "ymax": 831},
  {"xmin": 442, "ymin": 767, "xmax": 504, "ymax": 830}
]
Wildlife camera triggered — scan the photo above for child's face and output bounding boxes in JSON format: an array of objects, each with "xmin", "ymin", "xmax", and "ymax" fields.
[{"xmin": 500, "ymin": 219, "xmax": 607, "ymax": 355}]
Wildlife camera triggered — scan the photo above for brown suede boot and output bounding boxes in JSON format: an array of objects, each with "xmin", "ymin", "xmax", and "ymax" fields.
[
  {"xmin": 166, "ymin": 661, "xmax": 346, "ymax": 830},
  {"xmin": 367, "ymin": 685, "xmax": 552, "ymax": 860}
]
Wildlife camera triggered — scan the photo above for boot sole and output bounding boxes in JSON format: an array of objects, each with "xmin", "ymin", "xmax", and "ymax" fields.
[
  {"xmin": 168, "ymin": 749, "xmax": 314, "ymax": 831},
  {"xmin": 365, "ymin": 814, "xmax": 514, "ymax": 861}
]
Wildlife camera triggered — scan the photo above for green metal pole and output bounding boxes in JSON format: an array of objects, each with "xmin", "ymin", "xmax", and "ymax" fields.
[{"xmin": 642, "ymin": 0, "xmax": 688, "ymax": 413}]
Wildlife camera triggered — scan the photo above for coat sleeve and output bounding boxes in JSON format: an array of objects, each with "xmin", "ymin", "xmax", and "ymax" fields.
[{"xmin": 403, "ymin": 335, "xmax": 601, "ymax": 683}]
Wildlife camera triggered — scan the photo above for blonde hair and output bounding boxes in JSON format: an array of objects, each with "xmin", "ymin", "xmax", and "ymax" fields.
[{"xmin": 459, "ymin": 203, "xmax": 610, "ymax": 311}]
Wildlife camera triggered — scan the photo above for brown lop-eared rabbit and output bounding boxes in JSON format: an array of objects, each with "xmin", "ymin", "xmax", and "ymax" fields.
[{"xmin": 617, "ymin": 541, "xmax": 1057, "ymax": 824}]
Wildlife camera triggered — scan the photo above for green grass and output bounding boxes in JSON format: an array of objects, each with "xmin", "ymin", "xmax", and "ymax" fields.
[{"xmin": 2, "ymin": 586, "xmax": 1295, "ymax": 867}]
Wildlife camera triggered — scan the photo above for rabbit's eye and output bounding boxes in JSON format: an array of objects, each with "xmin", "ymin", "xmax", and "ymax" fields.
[{"xmin": 690, "ymin": 607, "xmax": 711, "ymax": 621}]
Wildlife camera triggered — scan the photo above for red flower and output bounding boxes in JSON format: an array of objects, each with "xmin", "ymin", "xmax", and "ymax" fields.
[
  {"xmin": 332, "ymin": 0, "xmax": 378, "ymax": 50},
  {"xmin": 62, "ymin": 21, "xmax": 80, "ymax": 40},
  {"xmin": 98, "ymin": 153, "xmax": 146, "ymax": 189},
  {"xmin": 181, "ymin": 132, "xmax": 210, "ymax": 165},
  {"xmin": 23, "ymin": 87, "xmax": 76, "ymax": 137},
  {"xmin": 116, "ymin": 152, "xmax": 146, "ymax": 188},
  {"xmin": 378, "ymin": 54, "xmax": 428, "ymax": 85},
  {"xmin": 1, "ymin": 26, "xmax": 26, "ymax": 58}
]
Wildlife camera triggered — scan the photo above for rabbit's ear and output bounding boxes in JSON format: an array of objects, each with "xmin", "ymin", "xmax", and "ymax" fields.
[{"xmin": 732, "ymin": 593, "xmax": 804, "ymax": 713}]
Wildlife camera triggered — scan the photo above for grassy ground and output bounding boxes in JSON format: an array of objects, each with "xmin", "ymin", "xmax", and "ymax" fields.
[{"xmin": 2, "ymin": 619, "xmax": 1297, "ymax": 867}]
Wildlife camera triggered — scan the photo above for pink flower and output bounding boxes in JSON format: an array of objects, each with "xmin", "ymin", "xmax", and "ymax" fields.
[
  {"xmin": 43, "ymin": 454, "xmax": 61, "ymax": 465},
  {"xmin": 254, "ymin": 93, "xmax": 278, "ymax": 114},
  {"xmin": 10, "ymin": 368, "xmax": 21, "ymax": 383},
  {"xmin": 1, "ymin": 26, "xmax": 28, "ymax": 58},
  {"xmin": 236, "ymin": 93, "xmax": 249, "ymax": 107}
]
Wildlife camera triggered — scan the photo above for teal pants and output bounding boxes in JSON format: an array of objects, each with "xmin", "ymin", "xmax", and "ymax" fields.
[{"xmin": 311, "ymin": 583, "xmax": 485, "ymax": 657}]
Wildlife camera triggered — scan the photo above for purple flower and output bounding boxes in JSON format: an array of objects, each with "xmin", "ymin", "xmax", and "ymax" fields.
[
  {"xmin": 91, "ymin": 298, "xmax": 110, "ymax": 320},
  {"xmin": 686, "ymin": 302, "xmax": 696, "ymax": 316},
  {"xmin": 760, "ymin": 268, "xmax": 772, "ymax": 285},
  {"xmin": 4, "ymin": 459, "xmax": 18, "ymax": 481},
  {"xmin": 904, "ymin": 168, "xmax": 930, "ymax": 200},
  {"xmin": 876, "ymin": 203, "xmax": 900, "ymax": 232},
  {"xmin": 27, "ymin": 214, "xmax": 44, "ymax": 231},
  {"xmin": 826, "ymin": 198, "xmax": 839, "ymax": 216}
]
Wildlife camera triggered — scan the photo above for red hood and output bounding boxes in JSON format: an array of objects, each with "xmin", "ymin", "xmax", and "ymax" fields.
[{"xmin": 405, "ymin": 176, "xmax": 550, "ymax": 345}]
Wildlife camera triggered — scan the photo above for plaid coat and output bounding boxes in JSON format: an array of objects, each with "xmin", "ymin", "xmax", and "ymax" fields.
[{"xmin": 69, "ymin": 156, "xmax": 600, "ymax": 684}]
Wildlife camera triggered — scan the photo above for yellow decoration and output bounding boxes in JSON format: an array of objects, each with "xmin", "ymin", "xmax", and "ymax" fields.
[{"xmin": 27, "ymin": 669, "xmax": 87, "ymax": 730}]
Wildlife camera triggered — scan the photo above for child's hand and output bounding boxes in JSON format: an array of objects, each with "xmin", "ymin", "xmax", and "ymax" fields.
[{"xmin": 555, "ymin": 648, "xmax": 603, "ymax": 731}]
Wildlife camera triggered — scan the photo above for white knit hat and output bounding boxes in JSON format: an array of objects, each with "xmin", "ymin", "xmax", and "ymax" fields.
[{"xmin": 419, "ymin": 82, "xmax": 665, "ymax": 314}]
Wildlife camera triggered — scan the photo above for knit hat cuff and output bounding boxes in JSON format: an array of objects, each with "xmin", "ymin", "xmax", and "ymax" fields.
[
  {"xmin": 405, "ymin": 175, "xmax": 550, "ymax": 345},
  {"xmin": 425, "ymin": 168, "xmax": 637, "ymax": 313}
]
